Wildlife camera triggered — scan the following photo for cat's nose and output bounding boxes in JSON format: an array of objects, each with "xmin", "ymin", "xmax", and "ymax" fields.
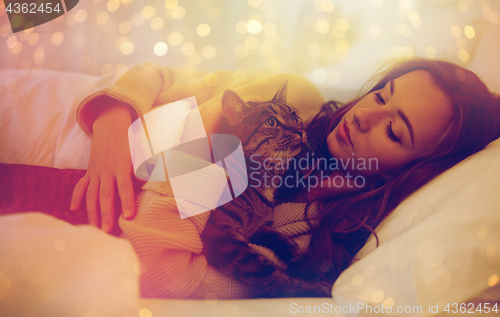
[{"xmin": 294, "ymin": 129, "xmax": 303, "ymax": 138}]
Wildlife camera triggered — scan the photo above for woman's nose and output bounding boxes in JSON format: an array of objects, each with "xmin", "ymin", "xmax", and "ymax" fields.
[{"xmin": 353, "ymin": 107, "xmax": 386, "ymax": 133}]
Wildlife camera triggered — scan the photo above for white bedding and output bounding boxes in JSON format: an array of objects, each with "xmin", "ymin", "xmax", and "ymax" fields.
[{"xmin": 2, "ymin": 4, "xmax": 500, "ymax": 315}]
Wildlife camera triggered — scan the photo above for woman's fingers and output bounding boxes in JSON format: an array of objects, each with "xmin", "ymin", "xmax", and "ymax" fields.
[
  {"xmin": 116, "ymin": 172, "xmax": 135, "ymax": 220},
  {"xmin": 86, "ymin": 177, "xmax": 101, "ymax": 228},
  {"xmin": 70, "ymin": 174, "xmax": 90, "ymax": 211},
  {"xmin": 99, "ymin": 177, "xmax": 115, "ymax": 232}
]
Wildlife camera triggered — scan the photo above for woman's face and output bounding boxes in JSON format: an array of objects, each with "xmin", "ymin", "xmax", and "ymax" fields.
[{"xmin": 327, "ymin": 70, "xmax": 452, "ymax": 176}]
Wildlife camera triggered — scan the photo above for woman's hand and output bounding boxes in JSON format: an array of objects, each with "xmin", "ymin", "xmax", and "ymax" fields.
[{"xmin": 70, "ymin": 102, "xmax": 138, "ymax": 232}]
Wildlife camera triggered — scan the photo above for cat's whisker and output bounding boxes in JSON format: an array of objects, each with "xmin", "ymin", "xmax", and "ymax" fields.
[{"xmin": 308, "ymin": 139, "xmax": 319, "ymax": 149}]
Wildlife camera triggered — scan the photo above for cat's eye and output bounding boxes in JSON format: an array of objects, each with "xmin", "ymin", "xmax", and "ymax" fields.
[
  {"xmin": 290, "ymin": 112, "xmax": 299, "ymax": 123},
  {"xmin": 266, "ymin": 117, "xmax": 278, "ymax": 127}
]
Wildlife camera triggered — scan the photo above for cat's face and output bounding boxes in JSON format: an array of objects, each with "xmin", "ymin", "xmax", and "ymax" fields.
[{"xmin": 221, "ymin": 81, "xmax": 307, "ymax": 164}]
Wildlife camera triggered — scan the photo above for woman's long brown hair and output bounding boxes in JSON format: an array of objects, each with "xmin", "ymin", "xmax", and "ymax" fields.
[{"xmin": 289, "ymin": 58, "xmax": 500, "ymax": 284}]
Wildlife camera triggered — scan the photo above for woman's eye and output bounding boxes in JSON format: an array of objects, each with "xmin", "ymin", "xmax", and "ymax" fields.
[
  {"xmin": 387, "ymin": 122, "xmax": 400, "ymax": 143},
  {"xmin": 375, "ymin": 92, "xmax": 385, "ymax": 105},
  {"xmin": 266, "ymin": 117, "xmax": 278, "ymax": 127}
]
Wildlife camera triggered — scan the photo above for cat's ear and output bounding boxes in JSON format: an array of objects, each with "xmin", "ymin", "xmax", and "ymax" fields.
[
  {"xmin": 222, "ymin": 89, "xmax": 250, "ymax": 126},
  {"xmin": 271, "ymin": 80, "xmax": 288, "ymax": 104}
]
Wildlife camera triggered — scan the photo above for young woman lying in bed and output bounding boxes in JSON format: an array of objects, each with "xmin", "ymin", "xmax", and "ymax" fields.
[{"xmin": 2, "ymin": 58, "xmax": 500, "ymax": 298}]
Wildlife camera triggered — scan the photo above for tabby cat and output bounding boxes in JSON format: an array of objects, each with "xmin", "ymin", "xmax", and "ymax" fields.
[{"xmin": 201, "ymin": 81, "xmax": 332, "ymax": 297}]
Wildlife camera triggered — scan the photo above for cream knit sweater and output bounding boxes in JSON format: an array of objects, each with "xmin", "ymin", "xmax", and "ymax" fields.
[{"xmin": 75, "ymin": 62, "xmax": 326, "ymax": 299}]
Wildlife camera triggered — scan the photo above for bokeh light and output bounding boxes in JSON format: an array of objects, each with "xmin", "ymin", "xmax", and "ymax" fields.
[
  {"xmin": 34, "ymin": 50, "xmax": 45, "ymax": 65},
  {"xmin": 464, "ymin": 25, "xmax": 475, "ymax": 39},
  {"xmin": 488, "ymin": 274, "xmax": 499, "ymax": 287},
  {"xmin": 119, "ymin": 21, "xmax": 132, "ymax": 34},
  {"xmin": 75, "ymin": 10, "xmax": 88, "ymax": 23},
  {"xmin": 28, "ymin": 33, "xmax": 39, "ymax": 46},
  {"xmin": 382, "ymin": 297, "xmax": 395, "ymax": 307},
  {"xmin": 172, "ymin": 6, "xmax": 186, "ymax": 19},
  {"xmin": 52, "ymin": 32, "xmax": 64, "ymax": 45},
  {"xmin": 154, "ymin": 42, "xmax": 169, "ymax": 56},
  {"xmin": 11, "ymin": 42, "xmax": 22, "ymax": 54},
  {"xmin": 371, "ymin": 0, "xmax": 383, "ymax": 8},
  {"xmin": 407, "ymin": 10, "xmax": 421, "ymax": 28},
  {"xmin": 316, "ymin": 20, "xmax": 330, "ymax": 34},
  {"xmin": 458, "ymin": 49, "xmax": 469, "ymax": 63},
  {"xmin": 458, "ymin": 1, "xmax": 469, "ymax": 13},
  {"xmin": 107, "ymin": 0, "xmax": 120, "ymax": 12},
  {"xmin": 246, "ymin": 20, "xmax": 263, "ymax": 35},
  {"xmin": 244, "ymin": 36, "xmax": 259, "ymax": 50},
  {"xmin": 131, "ymin": 13, "xmax": 144, "ymax": 27},
  {"xmin": 206, "ymin": 6, "xmax": 220, "ymax": 19},
  {"xmin": 236, "ymin": 21, "xmax": 248, "ymax": 34},
  {"xmin": 263, "ymin": 22, "xmax": 276, "ymax": 35},
  {"xmin": 139, "ymin": 308, "xmax": 153, "ymax": 317},
  {"xmin": 372, "ymin": 290, "xmax": 384, "ymax": 303},
  {"xmin": 66, "ymin": 14, "xmax": 77, "ymax": 27},
  {"xmin": 486, "ymin": 244, "xmax": 496, "ymax": 257},
  {"xmin": 451, "ymin": 25, "xmax": 462, "ymax": 38},
  {"xmin": 181, "ymin": 42, "xmax": 195, "ymax": 56},
  {"xmin": 151, "ymin": 17, "xmax": 164, "ymax": 31},
  {"xmin": 328, "ymin": 71, "xmax": 341, "ymax": 85},
  {"xmin": 101, "ymin": 64, "xmax": 114, "ymax": 76},
  {"xmin": 202, "ymin": 45, "xmax": 216, "ymax": 59},
  {"xmin": 7, "ymin": 36, "xmax": 17, "ymax": 49},
  {"xmin": 320, "ymin": 0, "xmax": 335, "ymax": 12},
  {"xmin": 197, "ymin": 23, "xmax": 211, "ymax": 37},
  {"xmin": 248, "ymin": 0, "xmax": 262, "ymax": 8},
  {"xmin": 313, "ymin": 69, "xmax": 327, "ymax": 83},
  {"xmin": 97, "ymin": 12, "xmax": 110, "ymax": 25},
  {"xmin": 235, "ymin": 45, "xmax": 249, "ymax": 58},
  {"xmin": 351, "ymin": 274, "xmax": 364, "ymax": 286},
  {"xmin": 336, "ymin": 18, "xmax": 350, "ymax": 32},
  {"xmin": 204, "ymin": 73, "xmax": 218, "ymax": 86},
  {"xmin": 142, "ymin": 5, "xmax": 156, "ymax": 19},
  {"xmin": 121, "ymin": 41, "xmax": 134, "ymax": 55},
  {"xmin": 425, "ymin": 46, "xmax": 436, "ymax": 59},
  {"xmin": 169, "ymin": 32, "xmax": 184, "ymax": 46},
  {"xmin": 456, "ymin": 38, "xmax": 466, "ymax": 49},
  {"xmin": 165, "ymin": 0, "xmax": 178, "ymax": 10},
  {"xmin": 477, "ymin": 226, "xmax": 488, "ymax": 239}
]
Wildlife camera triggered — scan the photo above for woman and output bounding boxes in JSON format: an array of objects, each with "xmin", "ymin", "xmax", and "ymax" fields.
[{"xmin": 3, "ymin": 58, "xmax": 500, "ymax": 298}]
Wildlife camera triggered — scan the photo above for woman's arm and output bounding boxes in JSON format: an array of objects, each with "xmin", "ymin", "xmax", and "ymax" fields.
[
  {"xmin": 70, "ymin": 100, "xmax": 137, "ymax": 231},
  {"xmin": 71, "ymin": 62, "xmax": 254, "ymax": 232}
]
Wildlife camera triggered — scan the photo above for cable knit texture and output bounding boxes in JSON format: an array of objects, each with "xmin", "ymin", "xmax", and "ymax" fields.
[{"xmin": 74, "ymin": 62, "xmax": 326, "ymax": 298}]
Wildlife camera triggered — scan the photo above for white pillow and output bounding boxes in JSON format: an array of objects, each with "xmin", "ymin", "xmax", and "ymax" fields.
[{"xmin": 333, "ymin": 137, "xmax": 500, "ymax": 314}]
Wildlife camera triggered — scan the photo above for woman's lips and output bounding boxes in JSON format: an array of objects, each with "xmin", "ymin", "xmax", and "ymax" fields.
[{"xmin": 338, "ymin": 119, "xmax": 353, "ymax": 147}]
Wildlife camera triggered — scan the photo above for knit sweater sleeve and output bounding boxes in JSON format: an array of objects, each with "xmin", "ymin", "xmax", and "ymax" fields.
[
  {"xmin": 74, "ymin": 62, "xmax": 258, "ymax": 136},
  {"xmin": 118, "ymin": 178, "xmax": 211, "ymax": 298}
]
